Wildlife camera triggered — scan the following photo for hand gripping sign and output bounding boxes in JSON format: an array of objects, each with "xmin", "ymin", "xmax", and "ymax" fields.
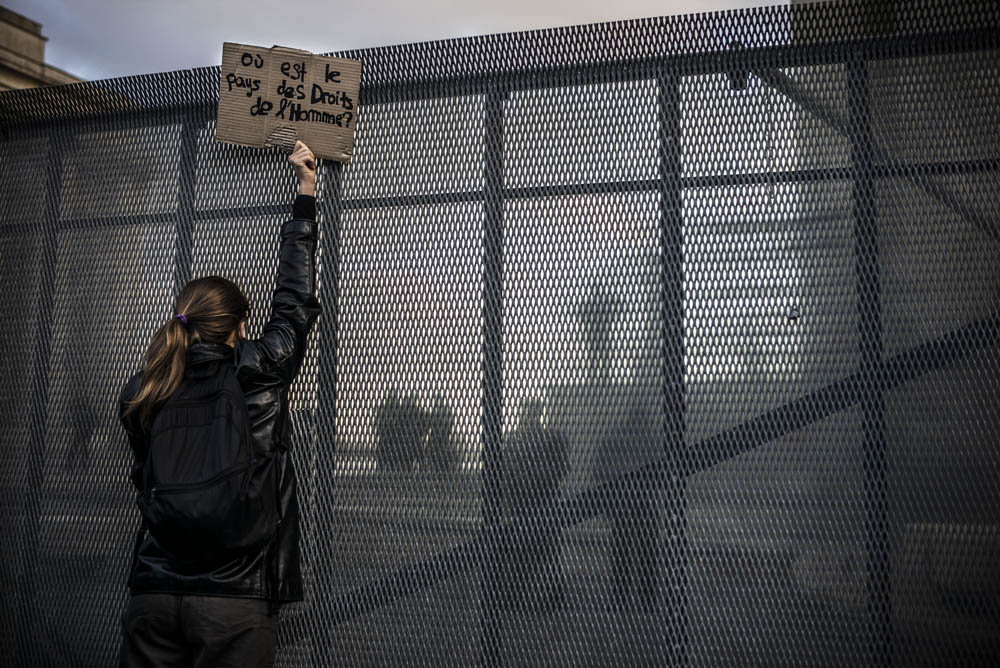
[{"xmin": 217, "ymin": 42, "xmax": 362, "ymax": 163}]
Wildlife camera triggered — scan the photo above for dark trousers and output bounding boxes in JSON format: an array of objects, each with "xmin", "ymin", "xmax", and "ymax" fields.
[{"xmin": 118, "ymin": 593, "xmax": 276, "ymax": 668}]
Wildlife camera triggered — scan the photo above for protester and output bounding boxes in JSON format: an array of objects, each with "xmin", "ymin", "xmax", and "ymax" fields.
[{"xmin": 116, "ymin": 141, "xmax": 320, "ymax": 668}]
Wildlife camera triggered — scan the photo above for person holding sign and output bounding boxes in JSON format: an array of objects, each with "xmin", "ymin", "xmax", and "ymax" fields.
[{"xmin": 117, "ymin": 142, "xmax": 320, "ymax": 668}]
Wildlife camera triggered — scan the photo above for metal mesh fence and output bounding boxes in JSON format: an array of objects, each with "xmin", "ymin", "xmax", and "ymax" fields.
[{"xmin": 1, "ymin": 1, "xmax": 999, "ymax": 666}]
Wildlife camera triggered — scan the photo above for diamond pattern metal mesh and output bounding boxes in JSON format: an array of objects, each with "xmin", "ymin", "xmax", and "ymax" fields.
[{"xmin": 1, "ymin": 1, "xmax": 999, "ymax": 666}]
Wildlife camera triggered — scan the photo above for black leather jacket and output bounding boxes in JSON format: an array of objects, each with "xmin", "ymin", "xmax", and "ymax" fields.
[{"xmin": 119, "ymin": 195, "xmax": 320, "ymax": 603}]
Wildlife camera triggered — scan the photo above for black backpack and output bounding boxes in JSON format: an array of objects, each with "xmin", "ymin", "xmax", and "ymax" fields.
[{"xmin": 138, "ymin": 358, "xmax": 278, "ymax": 564}]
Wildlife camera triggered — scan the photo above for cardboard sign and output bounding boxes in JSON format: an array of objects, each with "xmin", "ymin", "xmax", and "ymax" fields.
[{"xmin": 217, "ymin": 42, "xmax": 362, "ymax": 163}]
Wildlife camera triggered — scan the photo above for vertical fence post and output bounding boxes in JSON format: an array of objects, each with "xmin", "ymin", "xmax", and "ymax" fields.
[
  {"xmin": 15, "ymin": 123, "xmax": 64, "ymax": 668},
  {"xmin": 172, "ymin": 110, "xmax": 199, "ymax": 293},
  {"xmin": 848, "ymin": 54, "xmax": 892, "ymax": 667},
  {"xmin": 658, "ymin": 69, "xmax": 688, "ymax": 668},
  {"xmin": 480, "ymin": 82, "xmax": 506, "ymax": 668},
  {"xmin": 312, "ymin": 158, "xmax": 343, "ymax": 667}
]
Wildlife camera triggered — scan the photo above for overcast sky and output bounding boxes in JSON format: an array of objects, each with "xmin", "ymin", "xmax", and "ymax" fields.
[{"xmin": 11, "ymin": 0, "xmax": 785, "ymax": 81}]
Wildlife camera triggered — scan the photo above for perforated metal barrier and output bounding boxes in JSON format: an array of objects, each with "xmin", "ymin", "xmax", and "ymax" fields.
[{"xmin": 1, "ymin": 1, "xmax": 999, "ymax": 666}]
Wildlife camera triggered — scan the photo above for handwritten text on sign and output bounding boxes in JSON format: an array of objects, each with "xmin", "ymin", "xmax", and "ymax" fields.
[{"xmin": 217, "ymin": 43, "xmax": 362, "ymax": 163}]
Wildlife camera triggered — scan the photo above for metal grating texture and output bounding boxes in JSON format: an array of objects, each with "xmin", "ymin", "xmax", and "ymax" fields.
[{"xmin": 1, "ymin": 1, "xmax": 999, "ymax": 666}]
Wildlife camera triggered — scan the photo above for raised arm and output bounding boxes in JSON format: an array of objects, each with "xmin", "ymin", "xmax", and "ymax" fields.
[
  {"xmin": 251, "ymin": 141, "xmax": 322, "ymax": 385},
  {"xmin": 292, "ymin": 141, "xmax": 316, "ymax": 198}
]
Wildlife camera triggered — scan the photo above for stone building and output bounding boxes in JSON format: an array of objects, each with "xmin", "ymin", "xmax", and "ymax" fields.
[{"xmin": 0, "ymin": 6, "xmax": 81, "ymax": 91}]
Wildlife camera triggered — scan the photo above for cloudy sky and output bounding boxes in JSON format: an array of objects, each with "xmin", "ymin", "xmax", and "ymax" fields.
[{"xmin": 12, "ymin": 0, "xmax": 785, "ymax": 81}]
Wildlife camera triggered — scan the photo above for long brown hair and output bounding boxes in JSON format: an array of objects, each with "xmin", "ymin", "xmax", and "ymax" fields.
[{"xmin": 124, "ymin": 276, "xmax": 249, "ymax": 430}]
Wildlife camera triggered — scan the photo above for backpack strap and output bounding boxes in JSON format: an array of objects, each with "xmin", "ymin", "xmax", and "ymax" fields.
[{"xmin": 140, "ymin": 436, "xmax": 154, "ymax": 499}]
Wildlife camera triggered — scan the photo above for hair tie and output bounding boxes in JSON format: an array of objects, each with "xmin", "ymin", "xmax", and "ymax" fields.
[{"xmin": 175, "ymin": 314, "xmax": 188, "ymax": 325}]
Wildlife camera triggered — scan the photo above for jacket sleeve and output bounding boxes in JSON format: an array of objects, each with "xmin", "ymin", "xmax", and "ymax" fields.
[
  {"xmin": 118, "ymin": 373, "xmax": 146, "ymax": 492},
  {"xmin": 252, "ymin": 194, "xmax": 321, "ymax": 386}
]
